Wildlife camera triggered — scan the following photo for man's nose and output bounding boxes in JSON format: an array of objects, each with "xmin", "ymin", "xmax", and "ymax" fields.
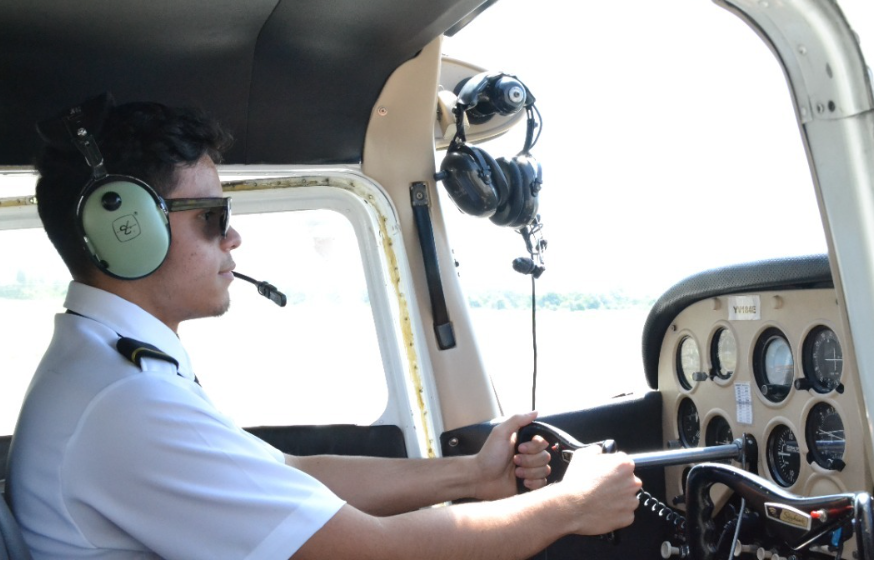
[{"xmin": 223, "ymin": 225, "xmax": 242, "ymax": 250}]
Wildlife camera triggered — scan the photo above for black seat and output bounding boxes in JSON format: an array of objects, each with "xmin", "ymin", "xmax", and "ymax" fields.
[
  {"xmin": 0, "ymin": 436, "xmax": 31, "ymax": 560},
  {"xmin": 0, "ymin": 495, "xmax": 30, "ymax": 560}
]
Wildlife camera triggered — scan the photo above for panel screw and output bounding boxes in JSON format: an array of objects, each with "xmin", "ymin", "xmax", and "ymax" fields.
[{"xmin": 377, "ymin": 106, "xmax": 388, "ymax": 116}]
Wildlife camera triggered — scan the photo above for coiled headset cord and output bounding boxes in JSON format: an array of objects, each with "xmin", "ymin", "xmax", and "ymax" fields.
[{"xmin": 638, "ymin": 489, "xmax": 686, "ymax": 531}]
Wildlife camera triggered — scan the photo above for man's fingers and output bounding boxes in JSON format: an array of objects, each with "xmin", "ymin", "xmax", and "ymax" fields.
[
  {"xmin": 520, "ymin": 476, "xmax": 549, "ymax": 490},
  {"xmin": 515, "ymin": 463, "xmax": 551, "ymax": 481},
  {"xmin": 515, "ymin": 434, "xmax": 548, "ymax": 454},
  {"xmin": 503, "ymin": 411, "xmax": 538, "ymax": 436}
]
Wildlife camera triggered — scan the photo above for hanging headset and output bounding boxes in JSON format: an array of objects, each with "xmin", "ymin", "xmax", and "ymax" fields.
[
  {"xmin": 40, "ymin": 95, "xmax": 172, "ymax": 280},
  {"xmin": 435, "ymin": 71, "xmax": 543, "ymax": 229}
]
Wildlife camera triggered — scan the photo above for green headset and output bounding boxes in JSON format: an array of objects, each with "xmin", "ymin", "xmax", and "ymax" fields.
[{"xmin": 60, "ymin": 102, "xmax": 172, "ymax": 280}]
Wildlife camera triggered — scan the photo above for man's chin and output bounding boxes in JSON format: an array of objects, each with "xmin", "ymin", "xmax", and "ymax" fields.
[{"xmin": 213, "ymin": 297, "xmax": 231, "ymax": 317}]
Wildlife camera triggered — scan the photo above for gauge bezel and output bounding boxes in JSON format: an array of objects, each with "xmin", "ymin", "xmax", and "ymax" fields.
[
  {"xmin": 675, "ymin": 335, "xmax": 700, "ymax": 391},
  {"xmin": 802, "ymin": 325, "xmax": 843, "ymax": 394},
  {"xmin": 677, "ymin": 397, "xmax": 700, "ymax": 448},
  {"xmin": 704, "ymin": 414, "xmax": 733, "ymax": 447},
  {"xmin": 752, "ymin": 326, "xmax": 794, "ymax": 403},
  {"xmin": 805, "ymin": 401, "xmax": 846, "ymax": 471},
  {"xmin": 709, "ymin": 326, "xmax": 737, "ymax": 382},
  {"xmin": 766, "ymin": 423, "xmax": 801, "ymax": 488}
]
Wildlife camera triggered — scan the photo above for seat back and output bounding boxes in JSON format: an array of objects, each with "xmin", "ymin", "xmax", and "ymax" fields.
[
  {"xmin": 0, "ymin": 496, "xmax": 30, "ymax": 560},
  {"xmin": 0, "ymin": 437, "xmax": 31, "ymax": 560}
]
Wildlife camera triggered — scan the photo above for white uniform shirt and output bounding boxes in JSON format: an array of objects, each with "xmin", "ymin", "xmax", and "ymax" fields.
[{"xmin": 7, "ymin": 282, "xmax": 345, "ymax": 559}]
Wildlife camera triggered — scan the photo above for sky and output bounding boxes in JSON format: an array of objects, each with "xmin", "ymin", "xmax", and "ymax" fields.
[{"xmin": 438, "ymin": 0, "xmax": 874, "ymax": 299}]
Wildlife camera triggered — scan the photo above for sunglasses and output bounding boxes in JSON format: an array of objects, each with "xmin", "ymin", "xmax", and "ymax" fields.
[{"xmin": 164, "ymin": 197, "xmax": 232, "ymax": 238}]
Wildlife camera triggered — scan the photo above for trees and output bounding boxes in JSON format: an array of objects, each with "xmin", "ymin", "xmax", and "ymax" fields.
[{"xmin": 466, "ymin": 290, "xmax": 655, "ymax": 312}]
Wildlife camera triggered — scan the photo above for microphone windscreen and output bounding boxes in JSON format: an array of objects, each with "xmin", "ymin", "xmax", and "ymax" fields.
[{"xmin": 513, "ymin": 257, "xmax": 535, "ymax": 275}]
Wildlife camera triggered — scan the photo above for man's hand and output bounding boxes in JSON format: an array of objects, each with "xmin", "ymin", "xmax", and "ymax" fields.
[
  {"xmin": 560, "ymin": 445, "xmax": 642, "ymax": 535},
  {"xmin": 470, "ymin": 412, "xmax": 551, "ymax": 501}
]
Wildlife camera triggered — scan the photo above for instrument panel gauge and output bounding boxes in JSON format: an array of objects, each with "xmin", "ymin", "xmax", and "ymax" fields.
[
  {"xmin": 677, "ymin": 397, "xmax": 700, "ymax": 448},
  {"xmin": 676, "ymin": 336, "xmax": 700, "ymax": 390},
  {"xmin": 705, "ymin": 415, "xmax": 733, "ymax": 447},
  {"xmin": 753, "ymin": 328, "xmax": 794, "ymax": 402},
  {"xmin": 805, "ymin": 402, "xmax": 846, "ymax": 471},
  {"xmin": 802, "ymin": 326, "xmax": 843, "ymax": 393},
  {"xmin": 767, "ymin": 424, "xmax": 801, "ymax": 487},
  {"xmin": 710, "ymin": 327, "xmax": 737, "ymax": 380}
]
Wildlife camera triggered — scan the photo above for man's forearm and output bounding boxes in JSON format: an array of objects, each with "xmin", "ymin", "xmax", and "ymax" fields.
[
  {"xmin": 287, "ymin": 454, "xmax": 479, "ymax": 515},
  {"xmin": 291, "ymin": 448, "xmax": 641, "ymax": 559},
  {"xmin": 293, "ymin": 487, "xmax": 574, "ymax": 560}
]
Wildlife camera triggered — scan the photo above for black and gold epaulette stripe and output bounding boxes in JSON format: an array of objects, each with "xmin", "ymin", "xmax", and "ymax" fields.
[{"xmin": 116, "ymin": 337, "xmax": 180, "ymax": 370}]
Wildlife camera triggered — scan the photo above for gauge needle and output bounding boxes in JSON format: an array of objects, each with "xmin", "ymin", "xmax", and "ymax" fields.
[{"xmin": 816, "ymin": 429, "xmax": 845, "ymax": 439}]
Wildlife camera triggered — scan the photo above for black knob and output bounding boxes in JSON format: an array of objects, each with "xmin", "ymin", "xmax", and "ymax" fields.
[{"xmin": 101, "ymin": 191, "xmax": 122, "ymax": 211}]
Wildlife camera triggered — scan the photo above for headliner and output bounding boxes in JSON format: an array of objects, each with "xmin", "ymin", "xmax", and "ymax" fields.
[{"xmin": 0, "ymin": 0, "xmax": 487, "ymax": 167}]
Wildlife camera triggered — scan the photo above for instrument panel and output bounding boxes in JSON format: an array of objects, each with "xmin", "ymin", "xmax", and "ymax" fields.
[{"xmin": 659, "ymin": 289, "xmax": 871, "ymax": 507}]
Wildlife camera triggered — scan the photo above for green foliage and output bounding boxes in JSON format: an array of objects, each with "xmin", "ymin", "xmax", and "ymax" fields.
[
  {"xmin": 0, "ymin": 271, "xmax": 68, "ymax": 300},
  {"xmin": 466, "ymin": 289, "xmax": 656, "ymax": 312},
  {"xmin": 0, "ymin": 283, "xmax": 68, "ymax": 300}
]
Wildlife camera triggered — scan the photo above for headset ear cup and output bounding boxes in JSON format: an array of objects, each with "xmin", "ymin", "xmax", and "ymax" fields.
[
  {"xmin": 490, "ymin": 157, "xmax": 523, "ymax": 227},
  {"xmin": 508, "ymin": 155, "xmax": 542, "ymax": 228},
  {"xmin": 454, "ymin": 71, "xmax": 497, "ymax": 124},
  {"xmin": 438, "ymin": 143, "xmax": 499, "ymax": 217},
  {"xmin": 471, "ymin": 145, "xmax": 509, "ymax": 211},
  {"xmin": 78, "ymin": 177, "xmax": 171, "ymax": 279}
]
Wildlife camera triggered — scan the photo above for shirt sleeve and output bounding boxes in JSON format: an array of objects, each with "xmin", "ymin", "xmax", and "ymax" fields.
[{"xmin": 62, "ymin": 372, "xmax": 345, "ymax": 560}]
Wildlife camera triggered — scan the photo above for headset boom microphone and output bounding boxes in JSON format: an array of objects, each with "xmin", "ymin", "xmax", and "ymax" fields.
[{"xmin": 233, "ymin": 272, "xmax": 287, "ymax": 307}]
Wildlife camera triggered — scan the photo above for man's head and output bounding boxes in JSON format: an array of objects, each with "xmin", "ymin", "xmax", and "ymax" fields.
[
  {"xmin": 36, "ymin": 96, "xmax": 241, "ymax": 330},
  {"xmin": 35, "ymin": 96, "xmax": 233, "ymax": 282}
]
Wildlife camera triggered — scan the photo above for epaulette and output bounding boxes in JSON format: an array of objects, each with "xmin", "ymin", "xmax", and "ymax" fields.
[{"xmin": 116, "ymin": 337, "xmax": 180, "ymax": 370}]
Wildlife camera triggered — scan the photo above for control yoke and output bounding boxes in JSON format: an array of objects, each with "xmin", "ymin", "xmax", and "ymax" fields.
[{"xmin": 515, "ymin": 421, "xmax": 874, "ymax": 559}]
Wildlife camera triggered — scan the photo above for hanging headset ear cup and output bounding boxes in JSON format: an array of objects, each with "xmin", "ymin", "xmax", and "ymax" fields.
[
  {"xmin": 471, "ymin": 145, "xmax": 509, "ymax": 211},
  {"xmin": 77, "ymin": 177, "xmax": 171, "ymax": 279},
  {"xmin": 438, "ymin": 143, "xmax": 500, "ymax": 217},
  {"xmin": 454, "ymin": 72, "xmax": 527, "ymax": 124},
  {"xmin": 454, "ymin": 71, "xmax": 496, "ymax": 124},
  {"xmin": 508, "ymin": 155, "xmax": 542, "ymax": 228},
  {"xmin": 490, "ymin": 157, "xmax": 524, "ymax": 227}
]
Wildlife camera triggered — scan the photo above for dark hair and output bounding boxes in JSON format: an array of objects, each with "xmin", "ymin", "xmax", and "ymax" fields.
[{"xmin": 35, "ymin": 101, "xmax": 233, "ymax": 280}]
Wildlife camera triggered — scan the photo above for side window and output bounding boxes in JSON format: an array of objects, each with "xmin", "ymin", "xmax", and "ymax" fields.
[
  {"xmin": 179, "ymin": 209, "xmax": 389, "ymax": 427},
  {"xmin": 0, "ymin": 228, "xmax": 69, "ymax": 435}
]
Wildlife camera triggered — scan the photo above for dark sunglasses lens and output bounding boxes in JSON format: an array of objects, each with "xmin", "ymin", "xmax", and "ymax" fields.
[
  {"xmin": 201, "ymin": 205, "xmax": 229, "ymax": 238},
  {"xmin": 221, "ymin": 201, "xmax": 231, "ymax": 237}
]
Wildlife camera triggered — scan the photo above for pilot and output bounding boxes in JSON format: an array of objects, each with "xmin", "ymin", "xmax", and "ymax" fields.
[{"xmin": 7, "ymin": 95, "xmax": 641, "ymax": 559}]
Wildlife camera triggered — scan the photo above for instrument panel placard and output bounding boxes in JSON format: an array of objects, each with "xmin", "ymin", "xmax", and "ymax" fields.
[
  {"xmin": 735, "ymin": 382, "xmax": 753, "ymax": 424},
  {"xmin": 728, "ymin": 295, "xmax": 761, "ymax": 321}
]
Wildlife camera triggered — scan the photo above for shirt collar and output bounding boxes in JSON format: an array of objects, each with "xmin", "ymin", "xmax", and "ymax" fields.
[{"xmin": 64, "ymin": 281, "xmax": 195, "ymax": 379}]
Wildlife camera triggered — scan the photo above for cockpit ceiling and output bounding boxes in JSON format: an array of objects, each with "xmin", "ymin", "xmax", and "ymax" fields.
[{"xmin": 0, "ymin": 0, "xmax": 488, "ymax": 167}]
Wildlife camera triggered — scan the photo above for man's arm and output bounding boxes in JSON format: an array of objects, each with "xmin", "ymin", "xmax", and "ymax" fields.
[
  {"xmin": 285, "ymin": 412, "xmax": 551, "ymax": 515},
  {"xmin": 292, "ymin": 447, "xmax": 641, "ymax": 559}
]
